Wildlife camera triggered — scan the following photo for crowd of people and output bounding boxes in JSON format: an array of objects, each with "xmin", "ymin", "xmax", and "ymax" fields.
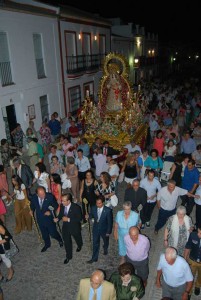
[{"xmin": 0, "ymin": 78, "xmax": 201, "ymax": 299}]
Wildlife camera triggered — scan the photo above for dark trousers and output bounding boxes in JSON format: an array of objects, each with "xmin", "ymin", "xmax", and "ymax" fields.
[
  {"xmin": 143, "ymin": 202, "xmax": 156, "ymax": 223},
  {"xmin": 92, "ymin": 230, "xmax": 109, "ymax": 261},
  {"xmin": 39, "ymin": 222, "xmax": 62, "ymax": 248},
  {"xmin": 62, "ymin": 226, "xmax": 83, "ymax": 259},
  {"xmin": 181, "ymin": 195, "xmax": 195, "ymax": 215},
  {"xmin": 155, "ymin": 207, "xmax": 176, "ymax": 231},
  {"xmin": 140, "ymin": 208, "xmax": 146, "ymax": 224},
  {"xmin": 196, "ymin": 204, "xmax": 201, "ymax": 227}
]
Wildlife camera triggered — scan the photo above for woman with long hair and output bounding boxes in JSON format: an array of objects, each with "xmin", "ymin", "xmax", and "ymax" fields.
[
  {"xmin": 33, "ymin": 162, "xmax": 50, "ymax": 192},
  {"xmin": 95, "ymin": 171, "xmax": 115, "ymax": 208},
  {"xmin": 80, "ymin": 170, "xmax": 98, "ymax": 225},
  {"xmin": 50, "ymin": 173, "xmax": 62, "ymax": 206},
  {"xmin": 11, "ymin": 175, "xmax": 32, "ymax": 234},
  {"xmin": 0, "ymin": 222, "xmax": 14, "ymax": 282},
  {"xmin": 121, "ymin": 153, "xmax": 139, "ymax": 186}
]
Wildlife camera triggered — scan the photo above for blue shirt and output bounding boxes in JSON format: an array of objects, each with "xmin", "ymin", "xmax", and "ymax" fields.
[
  {"xmin": 89, "ymin": 285, "xmax": 103, "ymax": 300},
  {"xmin": 144, "ymin": 156, "xmax": 163, "ymax": 170},
  {"xmin": 182, "ymin": 167, "xmax": 199, "ymax": 190},
  {"xmin": 48, "ymin": 119, "xmax": 61, "ymax": 135},
  {"xmin": 137, "ymin": 157, "xmax": 143, "ymax": 167},
  {"xmin": 75, "ymin": 156, "xmax": 91, "ymax": 172},
  {"xmin": 77, "ymin": 144, "xmax": 90, "ymax": 158},
  {"xmin": 181, "ymin": 138, "xmax": 196, "ymax": 154}
]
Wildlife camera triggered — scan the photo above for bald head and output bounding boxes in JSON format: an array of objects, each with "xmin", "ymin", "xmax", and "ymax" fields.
[
  {"xmin": 129, "ymin": 226, "xmax": 139, "ymax": 243},
  {"xmin": 90, "ymin": 270, "xmax": 104, "ymax": 289},
  {"xmin": 165, "ymin": 247, "xmax": 177, "ymax": 265}
]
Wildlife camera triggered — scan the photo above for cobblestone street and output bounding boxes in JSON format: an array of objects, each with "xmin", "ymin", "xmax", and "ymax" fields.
[{"xmin": 1, "ymin": 179, "xmax": 200, "ymax": 300}]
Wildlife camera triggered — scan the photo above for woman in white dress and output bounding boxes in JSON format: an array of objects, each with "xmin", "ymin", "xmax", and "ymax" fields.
[{"xmin": 33, "ymin": 162, "xmax": 50, "ymax": 192}]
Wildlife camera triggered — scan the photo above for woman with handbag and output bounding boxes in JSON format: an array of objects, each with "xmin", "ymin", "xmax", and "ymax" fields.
[
  {"xmin": 95, "ymin": 172, "xmax": 115, "ymax": 209},
  {"xmin": 0, "ymin": 222, "xmax": 14, "ymax": 282}
]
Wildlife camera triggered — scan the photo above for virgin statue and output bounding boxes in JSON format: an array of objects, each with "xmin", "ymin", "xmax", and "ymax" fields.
[{"xmin": 106, "ymin": 69, "xmax": 122, "ymax": 112}]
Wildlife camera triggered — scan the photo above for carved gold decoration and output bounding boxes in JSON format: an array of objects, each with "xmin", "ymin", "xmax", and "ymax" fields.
[{"xmin": 80, "ymin": 53, "xmax": 147, "ymax": 150}]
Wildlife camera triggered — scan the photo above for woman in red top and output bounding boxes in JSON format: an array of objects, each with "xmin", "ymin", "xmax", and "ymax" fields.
[
  {"xmin": 50, "ymin": 173, "xmax": 62, "ymax": 213},
  {"xmin": 153, "ymin": 130, "xmax": 165, "ymax": 157}
]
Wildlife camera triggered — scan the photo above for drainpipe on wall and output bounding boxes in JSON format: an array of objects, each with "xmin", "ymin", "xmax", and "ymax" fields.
[{"xmin": 58, "ymin": 18, "xmax": 67, "ymax": 117}]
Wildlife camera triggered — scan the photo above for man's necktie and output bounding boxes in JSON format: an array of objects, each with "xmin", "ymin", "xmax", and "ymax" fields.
[
  {"xmin": 64, "ymin": 206, "xmax": 68, "ymax": 216},
  {"xmin": 92, "ymin": 289, "xmax": 97, "ymax": 300},
  {"xmin": 40, "ymin": 198, "xmax": 43, "ymax": 209},
  {"xmin": 97, "ymin": 208, "xmax": 101, "ymax": 222},
  {"xmin": 103, "ymin": 147, "xmax": 107, "ymax": 155}
]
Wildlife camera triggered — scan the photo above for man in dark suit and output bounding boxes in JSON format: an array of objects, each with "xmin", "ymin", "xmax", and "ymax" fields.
[
  {"xmin": 86, "ymin": 195, "xmax": 113, "ymax": 263},
  {"xmin": 30, "ymin": 186, "xmax": 63, "ymax": 252},
  {"xmin": 124, "ymin": 179, "xmax": 147, "ymax": 226},
  {"xmin": 54, "ymin": 193, "xmax": 83, "ymax": 264},
  {"xmin": 102, "ymin": 141, "xmax": 120, "ymax": 157},
  {"xmin": 13, "ymin": 157, "xmax": 33, "ymax": 199}
]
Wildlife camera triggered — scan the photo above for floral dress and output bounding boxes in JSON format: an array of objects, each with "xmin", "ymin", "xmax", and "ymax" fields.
[
  {"xmin": 39, "ymin": 126, "xmax": 51, "ymax": 146},
  {"xmin": 166, "ymin": 216, "xmax": 193, "ymax": 256}
]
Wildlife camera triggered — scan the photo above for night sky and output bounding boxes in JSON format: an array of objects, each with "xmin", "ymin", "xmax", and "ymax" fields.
[{"xmin": 41, "ymin": 0, "xmax": 201, "ymax": 49}]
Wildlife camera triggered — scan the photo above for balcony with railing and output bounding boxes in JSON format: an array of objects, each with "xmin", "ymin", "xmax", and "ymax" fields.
[
  {"xmin": 66, "ymin": 53, "xmax": 106, "ymax": 75},
  {"xmin": 0, "ymin": 61, "xmax": 14, "ymax": 87},
  {"xmin": 36, "ymin": 58, "xmax": 46, "ymax": 79}
]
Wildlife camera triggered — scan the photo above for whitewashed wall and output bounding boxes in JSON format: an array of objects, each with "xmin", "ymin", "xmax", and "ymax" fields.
[{"xmin": 0, "ymin": 9, "xmax": 63, "ymax": 136}]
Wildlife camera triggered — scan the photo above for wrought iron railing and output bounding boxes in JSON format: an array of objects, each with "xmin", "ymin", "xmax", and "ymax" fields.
[
  {"xmin": 0, "ymin": 61, "xmax": 14, "ymax": 86},
  {"xmin": 36, "ymin": 58, "xmax": 46, "ymax": 79},
  {"xmin": 66, "ymin": 53, "xmax": 106, "ymax": 74}
]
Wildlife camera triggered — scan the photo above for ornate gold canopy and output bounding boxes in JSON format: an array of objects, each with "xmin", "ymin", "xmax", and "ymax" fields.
[{"xmin": 81, "ymin": 53, "xmax": 147, "ymax": 150}]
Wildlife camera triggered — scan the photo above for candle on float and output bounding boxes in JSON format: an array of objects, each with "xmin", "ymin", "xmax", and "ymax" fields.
[
  {"xmin": 138, "ymin": 84, "xmax": 141, "ymax": 91},
  {"xmin": 134, "ymin": 93, "xmax": 137, "ymax": 99},
  {"xmin": 86, "ymin": 90, "xmax": 89, "ymax": 97},
  {"xmin": 90, "ymin": 101, "xmax": 93, "ymax": 107},
  {"xmin": 81, "ymin": 110, "xmax": 84, "ymax": 116},
  {"xmin": 127, "ymin": 91, "xmax": 130, "ymax": 99}
]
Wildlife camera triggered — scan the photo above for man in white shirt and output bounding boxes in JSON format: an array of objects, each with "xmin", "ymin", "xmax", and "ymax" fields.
[
  {"xmin": 156, "ymin": 247, "xmax": 193, "ymax": 300},
  {"xmin": 154, "ymin": 179, "xmax": 196, "ymax": 234},
  {"xmin": 93, "ymin": 148, "xmax": 108, "ymax": 178},
  {"xmin": 75, "ymin": 149, "xmax": 90, "ymax": 181},
  {"xmin": 124, "ymin": 140, "xmax": 142, "ymax": 154},
  {"xmin": 140, "ymin": 169, "xmax": 161, "ymax": 228}
]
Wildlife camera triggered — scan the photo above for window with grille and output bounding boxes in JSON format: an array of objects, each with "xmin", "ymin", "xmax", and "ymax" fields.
[
  {"xmin": 33, "ymin": 33, "xmax": 46, "ymax": 79},
  {"xmin": 69, "ymin": 86, "xmax": 81, "ymax": 115},
  {"xmin": 0, "ymin": 32, "xmax": 14, "ymax": 86},
  {"xmin": 40, "ymin": 95, "xmax": 49, "ymax": 122}
]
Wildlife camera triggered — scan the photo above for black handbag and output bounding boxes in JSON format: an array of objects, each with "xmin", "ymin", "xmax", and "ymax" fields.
[{"xmin": 4, "ymin": 239, "xmax": 19, "ymax": 259}]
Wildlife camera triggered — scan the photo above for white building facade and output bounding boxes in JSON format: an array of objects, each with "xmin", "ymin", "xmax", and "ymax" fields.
[
  {"xmin": 0, "ymin": 0, "xmax": 64, "ymax": 142},
  {"xmin": 0, "ymin": 0, "xmax": 111, "ymax": 142}
]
